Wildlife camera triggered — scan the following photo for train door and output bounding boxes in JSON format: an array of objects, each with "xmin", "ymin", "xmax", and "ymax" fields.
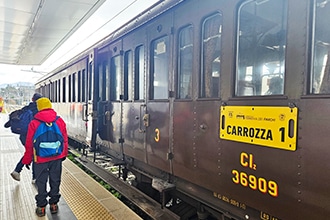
[
  {"xmin": 172, "ymin": 3, "xmax": 224, "ymax": 190},
  {"xmin": 145, "ymin": 13, "xmax": 174, "ymax": 173},
  {"xmin": 69, "ymin": 58, "xmax": 92, "ymax": 145},
  {"xmin": 87, "ymin": 50, "xmax": 97, "ymax": 151},
  {"xmin": 121, "ymin": 28, "xmax": 147, "ymax": 163},
  {"xmin": 96, "ymin": 41, "xmax": 123, "ymax": 158}
]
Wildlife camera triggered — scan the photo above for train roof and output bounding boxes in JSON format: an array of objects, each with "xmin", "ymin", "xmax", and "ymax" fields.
[{"xmin": 36, "ymin": 0, "xmax": 184, "ymax": 84}]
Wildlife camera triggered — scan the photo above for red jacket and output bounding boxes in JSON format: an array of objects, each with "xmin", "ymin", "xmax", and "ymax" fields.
[{"xmin": 22, "ymin": 108, "xmax": 68, "ymax": 164}]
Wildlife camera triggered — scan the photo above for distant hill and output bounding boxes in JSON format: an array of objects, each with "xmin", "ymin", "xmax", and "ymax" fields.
[{"xmin": 0, "ymin": 82, "xmax": 34, "ymax": 88}]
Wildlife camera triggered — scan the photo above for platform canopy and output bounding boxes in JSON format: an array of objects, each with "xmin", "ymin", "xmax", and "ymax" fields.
[{"xmin": 0, "ymin": 0, "xmax": 105, "ymax": 65}]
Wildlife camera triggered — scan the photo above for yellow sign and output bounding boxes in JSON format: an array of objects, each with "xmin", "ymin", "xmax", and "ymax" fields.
[{"xmin": 220, "ymin": 106, "xmax": 297, "ymax": 151}]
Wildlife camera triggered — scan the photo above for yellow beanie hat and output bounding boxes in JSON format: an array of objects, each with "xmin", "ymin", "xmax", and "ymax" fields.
[{"xmin": 36, "ymin": 97, "xmax": 52, "ymax": 111}]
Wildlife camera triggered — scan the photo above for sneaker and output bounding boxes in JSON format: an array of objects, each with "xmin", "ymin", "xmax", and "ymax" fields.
[
  {"xmin": 50, "ymin": 203, "xmax": 58, "ymax": 214},
  {"xmin": 10, "ymin": 171, "xmax": 20, "ymax": 181},
  {"xmin": 35, "ymin": 207, "xmax": 45, "ymax": 217}
]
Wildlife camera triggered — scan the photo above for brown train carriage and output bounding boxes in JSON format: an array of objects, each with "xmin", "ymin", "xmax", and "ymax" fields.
[{"xmin": 36, "ymin": 0, "xmax": 330, "ymax": 219}]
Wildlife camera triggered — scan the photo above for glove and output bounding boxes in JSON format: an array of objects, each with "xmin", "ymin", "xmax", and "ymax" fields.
[{"xmin": 25, "ymin": 164, "xmax": 30, "ymax": 170}]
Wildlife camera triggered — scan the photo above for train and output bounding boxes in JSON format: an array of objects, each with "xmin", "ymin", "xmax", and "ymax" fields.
[{"xmin": 35, "ymin": 0, "xmax": 330, "ymax": 219}]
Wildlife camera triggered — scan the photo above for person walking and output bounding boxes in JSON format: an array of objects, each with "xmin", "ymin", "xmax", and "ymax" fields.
[
  {"xmin": 5, "ymin": 92, "xmax": 43, "ymax": 181},
  {"xmin": 22, "ymin": 97, "xmax": 68, "ymax": 217}
]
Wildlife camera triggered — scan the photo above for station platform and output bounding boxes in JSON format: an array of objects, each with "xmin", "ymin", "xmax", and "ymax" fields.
[{"xmin": 0, "ymin": 112, "xmax": 142, "ymax": 220}]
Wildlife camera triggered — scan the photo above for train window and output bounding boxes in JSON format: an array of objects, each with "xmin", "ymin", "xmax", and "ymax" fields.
[
  {"xmin": 69, "ymin": 75, "xmax": 72, "ymax": 102},
  {"xmin": 73, "ymin": 73, "xmax": 76, "ymax": 102},
  {"xmin": 99, "ymin": 62, "xmax": 104, "ymax": 100},
  {"xmin": 55, "ymin": 81, "xmax": 57, "ymax": 102},
  {"xmin": 124, "ymin": 50, "xmax": 133, "ymax": 101},
  {"xmin": 57, "ymin": 79, "xmax": 61, "ymax": 103},
  {"xmin": 178, "ymin": 25, "xmax": 193, "ymax": 99},
  {"xmin": 99, "ymin": 61, "xmax": 108, "ymax": 101},
  {"xmin": 200, "ymin": 13, "xmax": 222, "ymax": 98},
  {"xmin": 46, "ymin": 84, "xmax": 50, "ymax": 99},
  {"xmin": 105, "ymin": 64, "xmax": 110, "ymax": 100},
  {"xmin": 311, "ymin": 0, "xmax": 330, "ymax": 94},
  {"xmin": 135, "ymin": 45, "xmax": 145, "ymax": 100},
  {"xmin": 82, "ymin": 69, "xmax": 86, "ymax": 102},
  {"xmin": 110, "ymin": 55, "xmax": 121, "ymax": 101},
  {"xmin": 49, "ymin": 83, "xmax": 53, "ymax": 101},
  {"xmin": 56, "ymin": 81, "xmax": 58, "ymax": 102},
  {"xmin": 150, "ymin": 36, "xmax": 169, "ymax": 100},
  {"xmin": 236, "ymin": 0, "xmax": 287, "ymax": 96},
  {"xmin": 53, "ymin": 81, "xmax": 57, "ymax": 102},
  {"xmin": 77, "ymin": 71, "xmax": 81, "ymax": 102},
  {"xmin": 88, "ymin": 62, "xmax": 93, "ymax": 101},
  {"xmin": 56, "ymin": 80, "xmax": 59, "ymax": 102},
  {"xmin": 62, "ymin": 77, "xmax": 66, "ymax": 102},
  {"xmin": 52, "ymin": 81, "xmax": 55, "ymax": 102},
  {"xmin": 104, "ymin": 61, "xmax": 111, "ymax": 100},
  {"xmin": 41, "ymin": 86, "xmax": 45, "ymax": 97}
]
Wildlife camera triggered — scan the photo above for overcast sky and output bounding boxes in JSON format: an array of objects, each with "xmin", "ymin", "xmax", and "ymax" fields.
[{"xmin": 0, "ymin": 0, "xmax": 159, "ymax": 85}]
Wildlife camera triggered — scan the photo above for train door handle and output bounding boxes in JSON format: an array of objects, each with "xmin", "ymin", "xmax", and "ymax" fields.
[
  {"xmin": 139, "ymin": 105, "xmax": 146, "ymax": 133},
  {"xmin": 82, "ymin": 103, "xmax": 88, "ymax": 121},
  {"xmin": 105, "ymin": 111, "xmax": 114, "ymax": 121},
  {"xmin": 138, "ymin": 114, "xmax": 149, "ymax": 133},
  {"xmin": 143, "ymin": 114, "xmax": 150, "ymax": 127}
]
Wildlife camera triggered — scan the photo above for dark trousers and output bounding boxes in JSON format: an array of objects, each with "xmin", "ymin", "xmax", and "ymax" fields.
[
  {"xmin": 14, "ymin": 157, "xmax": 24, "ymax": 173},
  {"xmin": 15, "ymin": 134, "xmax": 35, "ymax": 178},
  {"xmin": 19, "ymin": 134, "xmax": 27, "ymax": 146},
  {"xmin": 34, "ymin": 159, "xmax": 62, "ymax": 207},
  {"xmin": 14, "ymin": 157, "xmax": 35, "ymax": 179}
]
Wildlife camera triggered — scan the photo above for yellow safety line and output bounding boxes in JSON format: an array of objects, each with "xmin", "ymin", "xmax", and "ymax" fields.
[{"xmin": 60, "ymin": 165, "xmax": 115, "ymax": 220}]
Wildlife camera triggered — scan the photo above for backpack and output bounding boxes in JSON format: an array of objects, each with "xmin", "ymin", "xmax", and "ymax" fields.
[
  {"xmin": 33, "ymin": 116, "xmax": 64, "ymax": 158},
  {"xmin": 10, "ymin": 109, "xmax": 33, "ymax": 134}
]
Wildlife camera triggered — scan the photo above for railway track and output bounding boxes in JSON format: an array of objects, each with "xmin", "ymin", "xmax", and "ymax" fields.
[{"xmin": 68, "ymin": 147, "xmax": 180, "ymax": 220}]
